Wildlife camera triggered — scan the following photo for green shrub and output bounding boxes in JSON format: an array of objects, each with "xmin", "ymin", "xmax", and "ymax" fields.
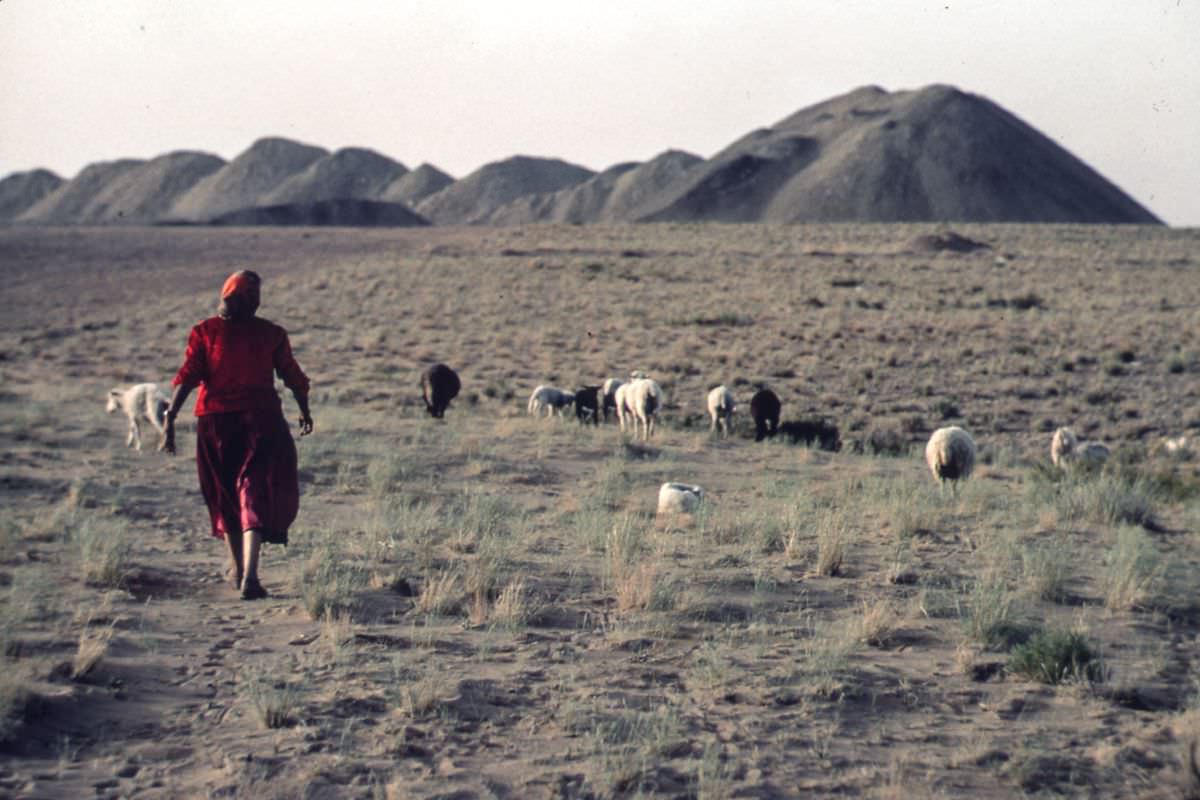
[{"xmin": 1008, "ymin": 629, "xmax": 1103, "ymax": 685}]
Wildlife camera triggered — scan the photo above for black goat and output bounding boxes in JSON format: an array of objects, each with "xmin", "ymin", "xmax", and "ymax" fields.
[
  {"xmin": 421, "ymin": 363, "xmax": 461, "ymax": 419},
  {"xmin": 575, "ymin": 385, "xmax": 601, "ymax": 425}
]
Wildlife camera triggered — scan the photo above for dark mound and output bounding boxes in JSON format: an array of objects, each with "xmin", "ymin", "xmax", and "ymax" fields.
[
  {"xmin": 0, "ymin": 169, "xmax": 64, "ymax": 223},
  {"xmin": 15, "ymin": 160, "xmax": 145, "ymax": 225},
  {"xmin": 904, "ymin": 231, "xmax": 991, "ymax": 254},
  {"xmin": 69, "ymin": 151, "xmax": 225, "ymax": 224},
  {"xmin": 635, "ymin": 84, "xmax": 1161, "ymax": 224},
  {"xmin": 415, "ymin": 155, "xmax": 594, "ymax": 225},
  {"xmin": 168, "ymin": 137, "xmax": 328, "ymax": 221},
  {"xmin": 379, "ymin": 163, "xmax": 455, "ymax": 208},
  {"xmin": 262, "ymin": 147, "xmax": 408, "ymax": 205},
  {"xmin": 209, "ymin": 198, "xmax": 429, "ymax": 227}
]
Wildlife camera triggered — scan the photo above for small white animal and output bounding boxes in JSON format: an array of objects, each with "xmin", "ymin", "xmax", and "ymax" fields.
[
  {"xmin": 1051, "ymin": 427, "xmax": 1110, "ymax": 470},
  {"xmin": 925, "ymin": 426, "xmax": 976, "ymax": 493},
  {"xmin": 106, "ymin": 382, "xmax": 170, "ymax": 451},
  {"xmin": 706, "ymin": 385, "xmax": 736, "ymax": 437},
  {"xmin": 616, "ymin": 378, "xmax": 663, "ymax": 441},
  {"xmin": 527, "ymin": 385, "xmax": 574, "ymax": 418},
  {"xmin": 657, "ymin": 482, "xmax": 703, "ymax": 515}
]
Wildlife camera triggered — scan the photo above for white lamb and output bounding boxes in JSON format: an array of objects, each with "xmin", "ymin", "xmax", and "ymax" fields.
[
  {"xmin": 1050, "ymin": 427, "xmax": 1110, "ymax": 470},
  {"xmin": 657, "ymin": 482, "xmax": 703, "ymax": 515},
  {"xmin": 617, "ymin": 378, "xmax": 663, "ymax": 441},
  {"xmin": 527, "ymin": 385, "xmax": 574, "ymax": 418},
  {"xmin": 106, "ymin": 382, "xmax": 170, "ymax": 451},
  {"xmin": 925, "ymin": 426, "xmax": 976, "ymax": 494},
  {"xmin": 706, "ymin": 385, "xmax": 736, "ymax": 437}
]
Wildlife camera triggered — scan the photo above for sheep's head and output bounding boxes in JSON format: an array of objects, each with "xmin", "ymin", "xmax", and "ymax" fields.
[{"xmin": 106, "ymin": 390, "xmax": 121, "ymax": 414}]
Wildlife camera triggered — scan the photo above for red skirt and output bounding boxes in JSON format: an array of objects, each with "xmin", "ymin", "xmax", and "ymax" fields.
[{"xmin": 195, "ymin": 408, "xmax": 298, "ymax": 545}]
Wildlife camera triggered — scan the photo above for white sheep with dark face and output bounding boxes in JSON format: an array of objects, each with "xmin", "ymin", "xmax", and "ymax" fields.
[
  {"xmin": 925, "ymin": 426, "xmax": 976, "ymax": 493},
  {"xmin": 527, "ymin": 385, "xmax": 574, "ymax": 418},
  {"xmin": 106, "ymin": 382, "xmax": 170, "ymax": 451},
  {"xmin": 1051, "ymin": 427, "xmax": 1110, "ymax": 470}
]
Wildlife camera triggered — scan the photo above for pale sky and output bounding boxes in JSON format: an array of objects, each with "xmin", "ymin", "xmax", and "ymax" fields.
[{"xmin": 2, "ymin": 1, "xmax": 1197, "ymax": 224}]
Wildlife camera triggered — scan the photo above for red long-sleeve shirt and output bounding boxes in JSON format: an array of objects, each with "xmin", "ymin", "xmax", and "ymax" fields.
[{"xmin": 173, "ymin": 316, "xmax": 310, "ymax": 416}]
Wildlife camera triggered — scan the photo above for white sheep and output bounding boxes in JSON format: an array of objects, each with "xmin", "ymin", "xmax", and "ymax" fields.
[
  {"xmin": 1050, "ymin": 427, "xmax": 1110, "ymax": 470},
  {"xmin": 106, "ymin": 382, "xmax": 170, "ymax": 451},
  {"xmin": 617, "ymin": 378, "xmax": 663, "ymax": 441},
  {"xmin": 600, "ymin": 378, "xmax": 624, "ymax": 422},
  {"xmin": 925, "ymin": 426, "xmax": 976, "ymax": 493},
  {"xmin": 706, "ymin": 385, "xmax": 736, "ymax": 437},
  {"xmin": 657, "ymin": 482, "xmax": 703, "ymax": 515},
  {"xmin": 527, "ymin": 384, "xmax": 574, "ymax": 418}
]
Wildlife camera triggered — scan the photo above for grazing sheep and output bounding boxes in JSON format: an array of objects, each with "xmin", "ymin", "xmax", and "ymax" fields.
[
  {"xmin": 749, "ymin": 389, "xmax": 781, "ymax": 442},
  {"xmin": 778, "ymin": 419, "xmax": 842, "ymax": 452},
  {"xmin": 1150, "ymin": 434, "xmax": 1191, "ymax": 459},
  {"xmin": 574, "ymin": 385, "xmax": 601, "ymax": 425},
  {"xmin": 925, "ymin": 426, "xmax": 976, "ymax": 493},
  {"xmin": 657, "ymin": 482, "xmax": 703, "ymax": 515},
  {"xmin": 601, "ymin": 378, "xmax": 624, "ymax": 422},
  {"xmin": 1051, "ymin": 427, "xmax": 1110, "ymax": 470},
  {"xmin": 706, "ymin": 385, "xmax": 736, "ymax": 437},
  {"xmin": 421, "ymin": 363, "xmax": 461, "ymax": 419},
  {"xmin": 617, "ymin": 378, "xmax": 663, "ymax": 441},
  {"xmin": 106, "ymin": 382, "xmax": 169, "ymax": 451},
  {"xmin": 528, "ymin": 385, "xmax": 574, "ymax": 418}
]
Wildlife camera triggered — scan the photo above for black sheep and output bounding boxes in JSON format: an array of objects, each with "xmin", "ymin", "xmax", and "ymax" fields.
[
  {"xmin": 574, "ymin": 385, "xmax": 601, "ymax": 425},
  {"xmin": 420, "ymin": 363, "xmax": 461, "ymax": 419},
  {"xmin": 778, "ymin": 419, "xmax": 842, "ymax": 452},
  {"xmin": 749, "ymin": 388, "xmax": 781, "ymax": 442}
]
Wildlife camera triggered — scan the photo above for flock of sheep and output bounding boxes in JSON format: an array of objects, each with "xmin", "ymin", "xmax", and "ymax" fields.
[{"xmin": 107, "ymin": 359, "xmax": 1187, "ymax": 506}]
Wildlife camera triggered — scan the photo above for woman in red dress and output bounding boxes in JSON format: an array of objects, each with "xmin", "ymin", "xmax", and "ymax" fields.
[{"xmin": 161, "ymin": 271, "xmax": 313, "ymax": 600}]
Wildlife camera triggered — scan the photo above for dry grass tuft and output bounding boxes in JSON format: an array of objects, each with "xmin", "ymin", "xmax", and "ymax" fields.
[
  {"xmin": 417, "ymin": 569, "xmax": 462, "ymax": 617},
  {"xmin": 856, "ymin": 598, "xmax": 900, "ymax": 647},
  {"xmin": 814, "ymin": 510, "xmax": 850, "ymax": 577},
  {"xmin": 71, "ymin": 625, "xmax": 114, "ymax": 680}
]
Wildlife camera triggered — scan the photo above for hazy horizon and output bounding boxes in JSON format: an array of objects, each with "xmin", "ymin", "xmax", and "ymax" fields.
[{"xmin": 2, "ymin": 1, "xmax": 1196, "ymax": 224}]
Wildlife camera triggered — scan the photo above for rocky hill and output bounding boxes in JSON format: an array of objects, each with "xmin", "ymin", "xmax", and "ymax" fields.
[{"xmin": 0, "ymin": 169, "xmax": 64, "ymax": 223}]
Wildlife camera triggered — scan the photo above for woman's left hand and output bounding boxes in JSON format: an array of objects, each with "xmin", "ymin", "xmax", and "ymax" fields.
[{"xmin": 298, "ymin": 414, "xmax": 314, "ymax": 437}]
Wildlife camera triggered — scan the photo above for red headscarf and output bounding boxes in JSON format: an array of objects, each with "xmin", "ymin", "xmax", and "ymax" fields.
[{"xmin": 219, "ymin": 270, "xmax": 261, "ymax": 319}]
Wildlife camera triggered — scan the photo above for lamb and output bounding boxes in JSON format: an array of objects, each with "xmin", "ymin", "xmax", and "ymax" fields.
[
  {"xmin": 600, "ymin": 378, "xmax": 624, "ymax": 422},
  {"xmin": 616, "ymin": 377, "xmax": 663, "ymax": 441},
  {"xmin": 1050, "ymin": 427, "xmax": 1110, "ymax": 470},
  {"xmin": 574, "ymin": 385, "xmax": 601, "ymax": 425},
  {"xmin": 749, "ymin": 388, "xmax": 781, "ymax": 442},
  {"xmin": 925, "ymin": 426, "xmax": 976, "ymax": 493},
  {"xmin": 657, "ymin": 482, "xmax": 703, "ymax": 515},
  {"xmin": 777, "ymin": 419, "xmax": 842, "ymax": 452},
  {"xmin": 106, "ymin": 382, "xmax": 169, "ymax": 451},
  {"xmin": 528, "ymin": 385, "xmax": 574, "ymax": 418},
  {"xmin": 706, "ymin": 385, "xmax": 736, "ymax": 437},
  {"xmin": 421, "ymin": 363, "xmax": 461, "ymax": 419}
]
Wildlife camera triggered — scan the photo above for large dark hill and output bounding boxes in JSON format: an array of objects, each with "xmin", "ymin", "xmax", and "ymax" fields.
[
  {"xmin": 636, "ymin": 85, "xmax": 1161, "ymax": 224},
  {"xmin": 262, "ymin": 147, "xmax": 408, "ymax": 206},
  {"xmin": 0, "ymin": 169, "xmax": 64, "ymax": 223},
  {"xmin": 167, "ymin": 137, "xmax": 328, "ymax": 222},
  {"xmin": 415, "ymin": 156, "xmax": 595, "ymax": 225}
]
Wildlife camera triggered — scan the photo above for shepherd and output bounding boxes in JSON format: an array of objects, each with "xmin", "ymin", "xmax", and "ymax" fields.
[{"xmin": 161, "ymin": 270, "xmax": 313, "ymax": 601}]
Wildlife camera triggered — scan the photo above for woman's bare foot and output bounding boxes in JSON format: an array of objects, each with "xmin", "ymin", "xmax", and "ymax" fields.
[
  {"xmin": 240, "ymin": 577, "xmax": 268, "ymax": 601},
  {"xmin": 224, "ymin": 563, "xmax": 243, "ymax": 589}
]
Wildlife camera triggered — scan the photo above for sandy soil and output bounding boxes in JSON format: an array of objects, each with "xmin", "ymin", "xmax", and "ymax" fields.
[{"xmin": 0, "ymin": 224, "xmax": 1198, "ymax": 799}]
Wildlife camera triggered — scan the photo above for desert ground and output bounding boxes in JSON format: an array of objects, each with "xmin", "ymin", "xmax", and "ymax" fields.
[{"xmin": 0, "ymin": 223, "xmax": 1198, "ymax": 799}]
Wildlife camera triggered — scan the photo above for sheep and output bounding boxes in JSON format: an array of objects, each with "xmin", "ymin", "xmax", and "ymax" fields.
[
  {"xmin": 1050, "ymin": 427, "xmax": 1110, "ymax": 470},
  {"xmin": 706, "ymin": 385, "xmax": 736, "ymax": 437},
  {"xmin": 421, "ymin": 363, "xmax": 461, "ymax": 419},
  {"xmin": 749, "ymin": 389, "xmax": 781, "ymax": 442},
  {"xmin": 574, "ymin": 385, "xmax": 601, "ymax": 425},
  {"xmin": 657, "ymin": 482, "xmax": 703, "ymax": 515},
  {"xmin": 617, "ymin": 378, "xmax": 663, "ymax": 441},
  {"xmin": 925, "ymin": 426, "xmax": 976, "ymax": 493},
  {"xmin": 778, "ymin": 419, "xmax": 842, "ymax": 452},
  {"xmin": 528, "ymin": 385, "xmax": 574, "ymax": 418},
  {"xmin": 600, "ymin": 378, "xmax": 624, "ymax": 422},
  {"xmin": 106, "ymin": 382, "xmax": 169, "ymax": 451}
]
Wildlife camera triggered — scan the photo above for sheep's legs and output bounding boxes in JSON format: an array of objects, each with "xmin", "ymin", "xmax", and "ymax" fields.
[
  {"xmin": 127, "ymin": 420, "xmax": 140, "ymax": 450},
  {"xmin": 241, "ymin": 530, "xmax": 267, "ymax": 600},
  {"xmin": 224, "ymin": 530, "xmax": 244, "ymax": 588}
]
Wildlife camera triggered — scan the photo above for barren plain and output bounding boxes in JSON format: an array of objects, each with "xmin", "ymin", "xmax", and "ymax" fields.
[{"xmin": 0, "ymin": 223, "xmax": 1198, "ymax": 799}]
